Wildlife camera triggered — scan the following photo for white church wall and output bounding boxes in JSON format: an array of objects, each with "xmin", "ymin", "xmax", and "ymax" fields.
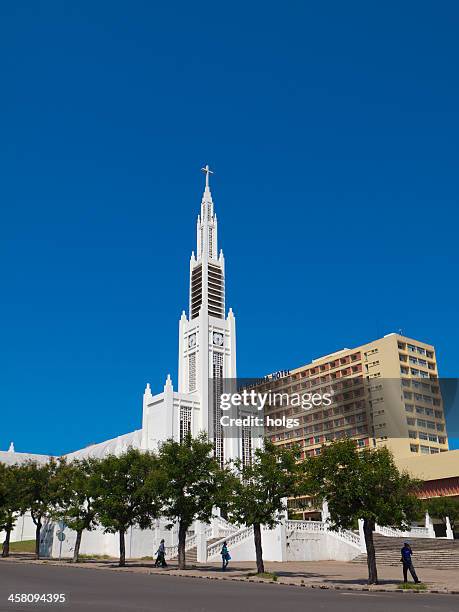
[
  {"xmin": 126, "ymin": 526, "xmax": 157, "ymax": 559},
  {"xmin": 8, "ymin": 513, "xmax": 36, "ymax": 542},
  {"xmin": 51, "ymin": 525, "xmax": 120, "ymax": 559},
  {"xmin": 285, "ymin": 531, "xmax": 361, "ymax": 562},
  {"xmin": 48, "ymin": 519, "xmax": 175, "ymax": 560}
]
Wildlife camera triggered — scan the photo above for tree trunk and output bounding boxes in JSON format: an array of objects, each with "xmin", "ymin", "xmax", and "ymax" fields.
[
  {"xmin": 2, "ymin": 528, "xmax": 11, "ymax": 558},
  {"xmin": 253, "ymin": 523, "xmax": 264, "ymax": 574},
  {"xmin": 72, "ymin": 529, "xmax": 83, "ymax": 563},
  {"xmin": 363, "ymin": 518, "xmax": 378, "ymax": 585},
  {"xmin": 35, "ymin": 520, "xmax": 42, "ymax": 559},
  {"xmin": 178, "ymin": 522, "xmax": 187, "ymax": 570},
  {"xmin": 119, "ymin": 529, "xmax": 126, "ymax": 567}
]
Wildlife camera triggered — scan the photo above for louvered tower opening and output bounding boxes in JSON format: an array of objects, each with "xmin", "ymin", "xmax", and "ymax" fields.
[
  {"xmin": 207, "ymin": 263, "xmax": 224, "ymax": 319},
  {"xmin": 190, "ymin": 265, "xmax": 202, "ymax": 320}
]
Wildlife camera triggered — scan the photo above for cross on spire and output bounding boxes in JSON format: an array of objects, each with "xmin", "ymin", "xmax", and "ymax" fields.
[{"xmin": 201, "ymin": 164, "xmax": 213, "ymax": 189}]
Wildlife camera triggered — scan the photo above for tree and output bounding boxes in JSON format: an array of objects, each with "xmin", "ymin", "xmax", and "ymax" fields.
[
  {"xmin": 52, "ymin": 458, "xmax": 99, "ymax": 562},
  {"xmin": 19, "ymin": 460, "xmax": 59, "ymax": 559},
  {"xmin": 225, "ymin": 440, "xmax": 302, "ymax": 574},
  {"xmin": 0, "ymin": 463, "xmax": 25, "ymax": 557},
  {"xmin": 426, "ymin": 496, "xmax": 459, "ymax": 534},
  {"xmin": 155, "ymin": 433, "xmax": 226, "ymax": 570},
  {"xmin": 92, "ymin": 449, "xmax": 161, "ymax": 567},
  {"xmin": 306, "ymin": 440, "xmax": 422, "ymax": 585}
]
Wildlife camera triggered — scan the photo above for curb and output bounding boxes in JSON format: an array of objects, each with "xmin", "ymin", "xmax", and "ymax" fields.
[{"xmin": 1, "ymin": 558, "xmax": 457, "ymax": 595}]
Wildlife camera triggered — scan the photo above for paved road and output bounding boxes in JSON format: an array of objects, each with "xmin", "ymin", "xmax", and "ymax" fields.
[{"xmin": 0, "ymin": 562, "xmax": 457, "ymax": 612}]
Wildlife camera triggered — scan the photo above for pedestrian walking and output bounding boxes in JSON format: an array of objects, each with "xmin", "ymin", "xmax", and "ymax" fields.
[
  {"xmin": 155, "ymin": 539, "xmax": 167, "ymax": 568},
  {"xmin": 221, "ymin": 541, "xmax": 231, "ymax": 571},
  {"xmin": 400, "ymin": 542, "xmax": 420, "ymax": 583}
]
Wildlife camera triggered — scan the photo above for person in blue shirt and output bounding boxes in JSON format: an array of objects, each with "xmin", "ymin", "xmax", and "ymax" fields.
[
  {"xmin": 401, "ymin": 542, "xmax": 420, "ymax": 583},
  {"xmin": 221, "ymin": 541, "xmax": 231, "ymax": 571}
]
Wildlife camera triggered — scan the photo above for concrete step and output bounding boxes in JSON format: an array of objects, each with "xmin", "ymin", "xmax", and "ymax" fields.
[
  {"xmin": 370, "ymin": 535, "xmax": 459, "ymax": 550},
  {"xmin": 352, "ymin": 555, "xmax": 459, "ymax": 568},
  {"xmin": 169, "ymin": 537, "xmax": 222, "ymax": 562},
  {"xmin": 351, "ymin": 535, "xmax": 459, "ymax": 569}
]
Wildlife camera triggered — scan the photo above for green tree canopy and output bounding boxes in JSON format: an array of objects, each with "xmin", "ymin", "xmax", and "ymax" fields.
[
  {"xmin": 0, "ymin": 463, "xmax": 26, "ymax": 557},
  {"xmin": 19, "ymin": 459, "xmax": 60, "ymax": 559},
  {"xmin": 154, "ymin": 433, "xmax": 226, "ymax": 569},
  {"xmin": 52, "ymin": 457, "xmax": 99, "ymax": 562},
  {"xmin": 92, "ymin": 449, "xmax": 161, "ymax": 566},
  {"xmin": 305, "ymin": 440, "xmax": 422, "ymax": 584},
  {"xmin": 225, "ymin": 440, "xmax": 303, "ymax": 574}
]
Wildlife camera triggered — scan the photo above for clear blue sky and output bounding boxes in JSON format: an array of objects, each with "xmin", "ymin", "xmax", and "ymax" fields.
[{"xmin": 1, "ymin": 1, "xmax": 458, "ymax": 454}]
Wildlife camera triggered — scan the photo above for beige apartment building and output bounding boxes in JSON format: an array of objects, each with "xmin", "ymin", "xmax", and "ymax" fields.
[{"xmin": 261, "ymin": 333, "xmax": 448, "ymax": 462}]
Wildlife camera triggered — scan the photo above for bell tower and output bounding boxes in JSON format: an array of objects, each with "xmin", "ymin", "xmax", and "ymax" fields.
[{"xmin": 178, "ymin": 166, "xmax": 237, "ymax": 465}]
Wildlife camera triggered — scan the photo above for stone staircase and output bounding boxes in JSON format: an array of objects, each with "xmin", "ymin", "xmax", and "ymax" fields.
[
  {"xmin": 169, "ymin": 538, "xmax": 221, "ymax": 563},
  {"xmin": 351, "ymin": 534, "xmax": 459, "ymax": 569}
]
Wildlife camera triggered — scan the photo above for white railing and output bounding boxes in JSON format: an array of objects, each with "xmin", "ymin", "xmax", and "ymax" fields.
[
  {"xmin": 286, "ymin": 519, "xmax": 361, "ymax": 548},
  {"xmin": 332, "ymin": 528, "xmax": 362, "ymax": 548},
  {"xmin": 286, "ymin": 520, "xmax": 326, "ymax": 533},
  {"xmin": 166, "ymin": 520, "xmax": 236, "ymax": 558},
  {"xmin": 375, "ymin": 524, "xmax": 430, "ymax": 538},
  {"xmin": 165, "ymin": 533, "xmax": 197, "ymax": 558},
  {"xmin": 212, "ymin": 516, "xmax": 238, "ymax": 537},
  {"xmin": 207, "ymin": 525, "xmax": 253, "ymax": 558}
]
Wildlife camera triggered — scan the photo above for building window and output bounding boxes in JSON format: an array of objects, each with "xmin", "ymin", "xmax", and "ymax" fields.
[
  {"xmin": 242, "ymin": 426, "xmax": 252, "ymax": 467},
  {"xmin": 189, "ymin": 353, "xmax": 196, "ymax": 392},
  {"xmin": 179, "ymin": 406, "xmax": 192, "ymax": 443},
  {"xmin": 208, "ymin": 227, "xmax": 213, "ymax": 257},
  {"xmin": 213, "ymin": 352, "xmax": 224, "ymax": 467}
]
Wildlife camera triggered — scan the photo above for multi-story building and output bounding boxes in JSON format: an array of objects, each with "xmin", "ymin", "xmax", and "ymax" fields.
[{"xmin": 261, "ymin": 333, "xmax": 448, "ymax": 463}]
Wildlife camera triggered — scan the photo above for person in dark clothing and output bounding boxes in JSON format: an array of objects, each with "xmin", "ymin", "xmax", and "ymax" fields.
[
  {"xmin": 401, "ymin": 542, "xmax": 420, "ymax": 583},
  {"xmin": 155, "ymin": 539, "xmax": 167, "ymax": 568},
  {"xmin": 221, "ymin": 541, "xmax": 230, "ymax": 571}
]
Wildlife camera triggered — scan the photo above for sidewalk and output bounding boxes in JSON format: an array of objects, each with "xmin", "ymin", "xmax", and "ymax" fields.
[{"xmin": 2, "ymin": 555, "xmax": 458, "ymax": 594}]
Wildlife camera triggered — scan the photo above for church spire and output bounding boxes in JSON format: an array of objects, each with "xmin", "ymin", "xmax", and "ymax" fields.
[
  {"xmin": 197, "ymin": 164, "xmax": 218, "ymax": 260},
  {"xmin": 201, "ymin": 164, "xmax": 213, "ymax": 191},
  {"xmin": 189, "ymin": 165, "xmax": 225, "ymax": 320}
]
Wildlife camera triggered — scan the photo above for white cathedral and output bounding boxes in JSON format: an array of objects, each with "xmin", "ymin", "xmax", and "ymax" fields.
[{"xmin": 1, "ymin": 167, "xmax": 376, "ymax": 563}]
